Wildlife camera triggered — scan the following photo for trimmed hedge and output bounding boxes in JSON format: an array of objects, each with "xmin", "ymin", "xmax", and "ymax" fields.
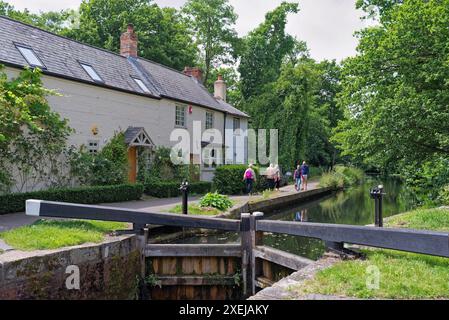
[
  {"xmin": 144, "ymin": 181, "xmax": 212, "ymax": 198},
  {"xmin": 0, "ymin": 184, "xmax": 144, "ymax": 215},
  {"xmin": 213, "ymin": 165, "xmax": 248, "ymax": 195},
  {"xmin": 213, "ymin": 165, "xmax": 290, "ymax": 195}
]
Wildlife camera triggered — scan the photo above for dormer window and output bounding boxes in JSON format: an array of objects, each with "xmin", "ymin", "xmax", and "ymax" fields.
[
  {"xmin": 80, "ymin": 63, "xmax": 104, "ymax": 83},
  {"xmin": 132, "ymin": 77, "xmax": 150, "ymax": 94},
  {"xmin": 15, "ymin": 45, "xmax": 45, "ymax": 68}
]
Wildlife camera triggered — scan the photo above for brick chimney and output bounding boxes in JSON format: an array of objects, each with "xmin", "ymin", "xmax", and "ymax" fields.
[
  {"xmin": 183, "ymin": 67, "xmax": 203, "ymax": 83},
  {"xmin": 120, "ymin": 23, "xmax": 138, "ymax": 58},
  {"xmin": 214, "ymin": 74, "xmax": 226, "ymax": 102}
]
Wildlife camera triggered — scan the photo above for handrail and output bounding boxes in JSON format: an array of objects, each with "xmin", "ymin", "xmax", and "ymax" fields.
[
  {"xmin": 25, "ymin": 200, "xmax": 240, "ymax": 232},
  {"xmin": 256, "ymin": 220, "xmax": 449, "ymax": 258}
]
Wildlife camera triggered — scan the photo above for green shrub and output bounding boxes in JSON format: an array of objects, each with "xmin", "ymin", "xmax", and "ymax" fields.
[
  {"xmin": 144, "ymin": 181, "xmax": 212, "ymax": 198},
  {"xmin": 213, "ymin": 165, "xmax": 248, "ymax": 195},
  {"xmin": 319, "ymin": 165, "xmax": 364, "ymax": 190},
  {"xmin": 213, "ymin": 165, "xmax": 265, "ymax": 194},
  {"xmin": 319, "ymin": 172, "xmax": 345, "ymax": 189},
  {"xmin": 199, "ymin": 192, "xmax": 233, "ymax": 211},
  {"xmin": 0, "ymin": 184, "xmax": 144, "ymax": 215},
  {"xmin": 334, "ymin": 165, "xmax": 364, "ymax": 185},
  {"xmin": 70, "ymin": 132, "xmax": 129, "ymax": 186},
  {"xmin": 403, "ymin": 157, "xmax": 449, "ymax": 205},
  {"xmin": 438, "ymin": 185, "xmax": 449, "ymax": 205}
]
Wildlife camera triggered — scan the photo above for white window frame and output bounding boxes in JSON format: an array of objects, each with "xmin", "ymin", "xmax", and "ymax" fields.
[
  {"xmin": 79, "ymin": 62, "xmax": 104, "ymax": 83},
  {"xmin": 205, "ymin": 111, "xmax": 214, "ymax": 130},
  {"xmin": 175, "ymin": 105, "xmax": 186, "ymax": 127},
  {"xmin": 132, "ymin": 77, "xmax": 150, "ymax": 94},
  {"xmin": 15, "ymin": 44, "xmax": 46, "ymax": 69}
]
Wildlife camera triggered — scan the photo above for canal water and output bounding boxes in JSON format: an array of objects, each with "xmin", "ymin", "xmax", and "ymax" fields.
[{"xmin": 175, "ymin": 177, "xmax": 417, "ymax": 260}]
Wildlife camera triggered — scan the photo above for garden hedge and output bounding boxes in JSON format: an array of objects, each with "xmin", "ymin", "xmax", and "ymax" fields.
[
  {"xmin": 212, "ymin": 165, "xmax": 291, "ymax": 195},
  {"xmin": 144, "ymin": 181, "xmax": 212, "ymax": 198},
  {"xmin": 0, "ymin": 184, "xmax": 144, "ymax": 215}
]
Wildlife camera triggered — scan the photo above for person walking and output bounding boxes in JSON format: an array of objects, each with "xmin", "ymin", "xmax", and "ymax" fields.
[
  {"xmin": 243, "ymin": 164, "xmax": 256, "ymax": 195},
  {"xmin": 274, "ymin": 165, "xmax": 281, "ymax": 191},
  {"xmin": 300, "ymin": 161, "xmax": 309, "ymax": 191},
  {"xmin": 266, "ymin": 163, "xmax": 275, "ymax": 190},
  {"xmin": 294, "ymin": 165, "xmax": 302, "ymax": 191}
]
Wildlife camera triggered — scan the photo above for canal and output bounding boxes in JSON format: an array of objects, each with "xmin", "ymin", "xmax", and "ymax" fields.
[{"xmin": 175, "ymin": 177, "xmax": 417, "ymax": 260}]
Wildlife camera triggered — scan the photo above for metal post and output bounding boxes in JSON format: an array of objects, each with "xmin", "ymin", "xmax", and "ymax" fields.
[
  {"xmin": 180, "ymin": 180, "xmax": 189, "ymax": 215},
  {"xmin": 378, "ymin": 185, "xmax": 384, "ymax": 227},
  {"xmin": 370, "ymin": 185, "xmax": 385, "ymax": 227}
]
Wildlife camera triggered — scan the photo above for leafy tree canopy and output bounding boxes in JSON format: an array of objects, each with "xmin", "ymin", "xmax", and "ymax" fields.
[
  {"xmin": 238, "ymin": 2, "xmax": 302, "ymax": 99},
  {"xmin": 182, "ymin": 0, "xmax": 238, "ymax": 83},
  {"xmin": 333, "ymin": 0, "xmax": 449, "ymax": 173}
]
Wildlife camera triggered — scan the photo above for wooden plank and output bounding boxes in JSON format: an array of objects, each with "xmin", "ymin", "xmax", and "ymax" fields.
[
  {"xmin": 27, "ymin": 200, "xmax": 240, "ymax": 231},
  {"xmin": 257, "ymin": 220, "xmax": 449, "ymax": 258},
  {"xmin": 255, "ymin": 276, "xmax": 275, "ymax": 289},
  {"xmin": 156, "ymin": 275, "xmax": 236, "ymax": 286},
  {"xmin": 182, "ymin": 257, "xmax": 195, "ymax": 274},
  {"xmin": 145, "ymin": 244, "xmax": 242, "ymax": 257},
  {"xmin": 262, "ymin": 260, "xmax": 273, "ymax": 280},
  {"xmin": 253, "ymin": 246, "xmax": 313, "ymax": 271}
]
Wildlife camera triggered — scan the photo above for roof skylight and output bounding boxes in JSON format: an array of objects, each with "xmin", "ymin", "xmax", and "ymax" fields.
[
  {"xmin": 132, "ymin": 77, "xmax": 150, "ymax": 94},
  {"xmin": 16, "ymin": 45, "xmax": 45, "ymax": 68},
  {"xmin": 80, "ymin": 63, "xmax": 104, "ymax": 83}
]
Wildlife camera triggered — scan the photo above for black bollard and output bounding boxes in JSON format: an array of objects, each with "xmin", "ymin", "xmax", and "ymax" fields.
[
  {"xmin": 180, "ymin": 180, "xmax": 189, "ymax": 215},
  {"xmin": 370, "ymin": 185, "xmax": 385, "ymax": 227}
]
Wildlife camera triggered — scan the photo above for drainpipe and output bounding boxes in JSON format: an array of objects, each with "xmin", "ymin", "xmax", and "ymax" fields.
[{"xmin": 223, "ymin": 113, "xmax": 227, "ymax": 165}]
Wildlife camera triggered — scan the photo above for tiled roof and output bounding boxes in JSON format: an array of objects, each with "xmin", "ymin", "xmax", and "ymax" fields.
[{"xmin": 0, "ymin": 15, "xmax": 249, "ymax": 118}]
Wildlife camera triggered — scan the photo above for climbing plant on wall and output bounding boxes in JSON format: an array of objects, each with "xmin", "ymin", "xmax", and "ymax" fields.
[{"xmin": 0, "ymin": 65, "xmax": 72, "ymax": 193}]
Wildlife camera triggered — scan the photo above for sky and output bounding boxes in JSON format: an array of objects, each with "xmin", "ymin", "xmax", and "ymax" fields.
[{"xmin": 7, "ymin": 0, "xmax": 374, "ymax": 62}]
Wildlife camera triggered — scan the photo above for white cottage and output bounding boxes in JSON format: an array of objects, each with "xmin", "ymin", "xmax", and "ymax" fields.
[{"xmin": 0, "ymin": 17, "xmax": 249, "ymax": 184}]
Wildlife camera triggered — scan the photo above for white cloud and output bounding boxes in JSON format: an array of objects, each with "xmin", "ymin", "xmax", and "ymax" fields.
[{"xmin": 7, "ymin": 0, "xmax": 372, "ymax": 61}]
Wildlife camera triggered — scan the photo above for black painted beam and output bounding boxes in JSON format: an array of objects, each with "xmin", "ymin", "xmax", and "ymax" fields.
[
  {"xmin": 257, "ymin": 220, "xmax": 449, "ymax": 257},
  {"xmin": 26, "ymin": 200, "xmax": 240, "ymax": 232}
]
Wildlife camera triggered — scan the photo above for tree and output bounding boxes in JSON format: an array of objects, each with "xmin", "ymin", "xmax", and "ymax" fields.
[
  {"xmin": 333, "ymin": 0, "xmax": 449, "ymax": 174},
  {"xmin": 238, "ymin": 2, "xmax": 301, "ymax": 100},
  {"xmin": 65, "ymin": 0, "xmax": 198, "ymax": 70},
  {"xmin": 311, "ymin": 60, "xmax": 343, "ymax": 168},
  {"xmin": 182, "ymin": 0, "xmax": 238, "ymax": 83},
  {"xmin": 0, "ymin": 1, "xmax": 75, "ymax": 34}
]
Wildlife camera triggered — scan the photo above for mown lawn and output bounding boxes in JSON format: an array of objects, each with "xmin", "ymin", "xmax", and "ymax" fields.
[
  {"xmin": 168, "ymin": 204, "xmax": 222, "ymax": 216},
  {"xmin": 291, "ymin": 208, "xmax": 449, "ymax": 299},
  {"xmin": 0, "ymin": 219, "xmax": 127, "ymax": 251}
]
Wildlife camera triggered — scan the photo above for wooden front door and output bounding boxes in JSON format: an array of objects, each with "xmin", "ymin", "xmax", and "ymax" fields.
[{"xmin": 128, "ymin": 146, "xmax": 137, "ymax": 183}]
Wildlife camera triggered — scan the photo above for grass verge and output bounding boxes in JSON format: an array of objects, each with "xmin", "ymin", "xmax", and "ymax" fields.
[
  {"xmin": 291, "ymin": 207, "xmax": 449, "ymax": 299},
  {"xmin": 168, "ymin": 204, "xmax": 222, "ymax": 216},
  {"xmin": 0, "ymin": 219, "xmax": 127, "ymax": 251}
]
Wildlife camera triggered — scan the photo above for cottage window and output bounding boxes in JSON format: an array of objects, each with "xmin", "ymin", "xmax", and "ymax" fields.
[
  {"xmin": 175, "ymin": 105, "xmax": 186, "ymax": 127},
  {"xmin": 233, "ymin": 117, "xmax": 241, "ymax": 135},
  {"xmin": 15, "ymin": 45, "xmax": 45, "ymax": 68},
  {"xmin": 80, "ymin": 63, "xmax": 104, "ymax": 83},
  {"xmin": 203, "ymin": 148, "xmax": 217, "ymax": 168},
  {"xmin": 206, "ymin": 112, "xmax": 214, "ymax": 130},
  {"xmin": 132, "ymin": 77, "xmax": 150, "ymax": 94}
]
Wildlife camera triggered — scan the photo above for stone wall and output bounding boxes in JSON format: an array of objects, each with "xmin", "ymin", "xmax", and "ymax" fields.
[{"xmin": 0, "ymin": 235, "xmax": 142, "ymax": 300}]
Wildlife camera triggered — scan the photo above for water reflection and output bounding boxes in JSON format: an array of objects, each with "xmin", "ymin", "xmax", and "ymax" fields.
[{"xmin": 174, "ymin": 177, "xmax": 417, "ymax": 261}]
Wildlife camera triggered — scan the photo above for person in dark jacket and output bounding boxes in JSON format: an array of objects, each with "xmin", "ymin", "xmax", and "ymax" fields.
[{"xmin": 300, "ymin": 161, "xmax": 309, "ymax": 191}]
